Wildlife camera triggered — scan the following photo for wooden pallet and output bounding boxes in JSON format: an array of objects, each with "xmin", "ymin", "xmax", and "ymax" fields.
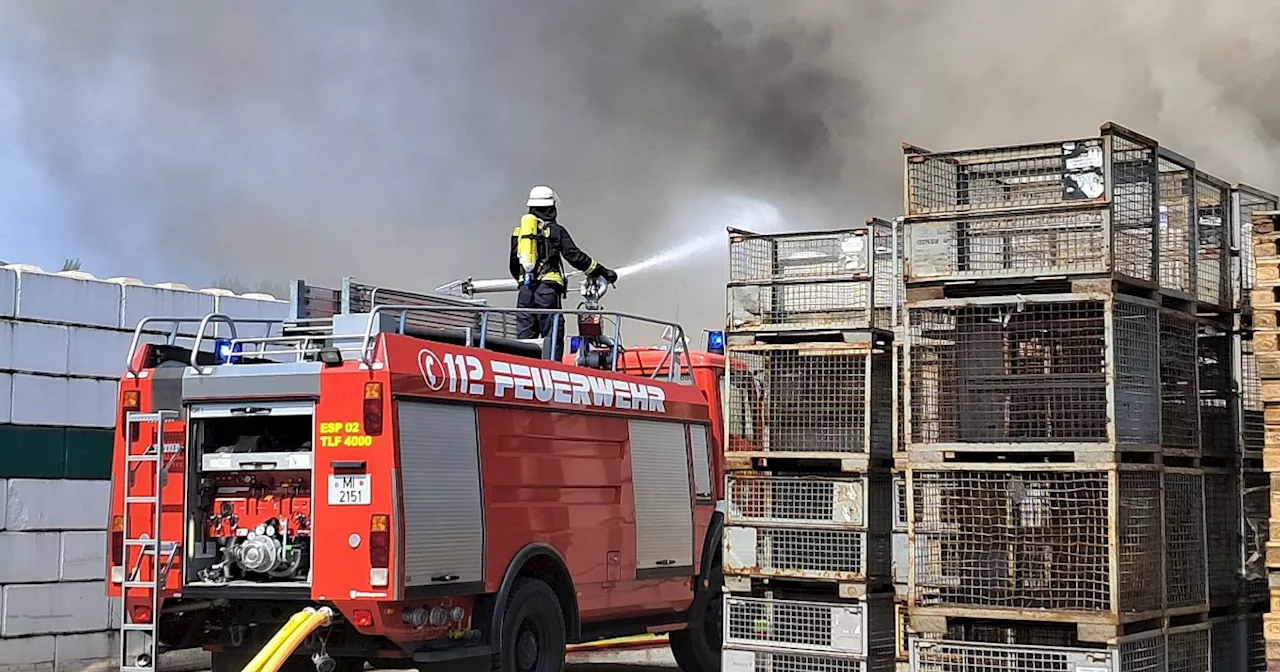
[{"xmin": 1252, "ymin": 212, "xmax": 1280, "ymax": 666}]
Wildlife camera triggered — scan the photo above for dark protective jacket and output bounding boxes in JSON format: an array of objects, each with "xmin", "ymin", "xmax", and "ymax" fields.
[{"xmin": 508, "ymin": 219, "xmax": 600, "ymax": 290}]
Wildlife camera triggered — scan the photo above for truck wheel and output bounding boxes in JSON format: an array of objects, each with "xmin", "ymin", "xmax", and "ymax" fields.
[
  {"xmin": 670, "ymin": 553, "xmax": 723, "ymax": 672},
  {"xmin": 491, "ymin": 578, "xmax": 567, "ymax": 672}
]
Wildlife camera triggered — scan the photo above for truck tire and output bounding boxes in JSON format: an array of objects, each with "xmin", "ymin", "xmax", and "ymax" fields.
[
  {"xmin": 491, "ymin": 578, "xmax": 567, "ymax": 672},
  {"xmin": 669, "ymin": 549, "xmax": 723, "ymax": 672}
]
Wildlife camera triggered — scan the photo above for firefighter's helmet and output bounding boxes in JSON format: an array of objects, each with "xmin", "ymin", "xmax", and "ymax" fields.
[{"xmin": 526, "ymin": 185, "xmax": 558, "ymax": 208}]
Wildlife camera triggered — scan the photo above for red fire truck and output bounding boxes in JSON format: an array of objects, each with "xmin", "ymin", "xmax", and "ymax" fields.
[{"xmin": 107, "ymin": 278, "xmax": 740, "ymax": 672}]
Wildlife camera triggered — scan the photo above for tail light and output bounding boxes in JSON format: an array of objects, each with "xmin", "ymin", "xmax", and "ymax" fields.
[
  {"xmin": 370, "ymin": 515, "xmax": 390, "ymax": 568},
  {"xmin": 121, "ymin": 389, "xmax": 140, "ymax": 440},
  {"xmin": 111, "ymin": 515, "xmax": 125, "ymax": 566},
  {"xmin": 363, "ymin": 382, "xmax": 384, "ymax": 436}
]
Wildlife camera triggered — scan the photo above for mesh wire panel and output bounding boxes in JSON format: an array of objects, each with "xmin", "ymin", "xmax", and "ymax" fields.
[
  {"xmin": 904, "ymin": 210, "xmax": 1109, "ymax": 282},
  {"xmin": 1246, "ymin": 613, "xmax": 1264, "ymax": 671},
  {"xmin": 725, "ymin": 527, "xmax": 868, "ymax": 581},
  {"xmin": 728, "ymin": 344, "xmax": 888, "ymax": 455},
  {"xmin": 1164, "ymin": 471, "xmax": 1207, "ymax": 610},
  {"xmin": 1160, "ymin": 310, "xmax": 1200, "ymax": 452},
  {"xmin": 912, "ymin": 470, "xmax": 1121, "ymax": 612},
  {"xmin": 1167, "ymin": 625, "xmax": 1210, "ymax": 672},
  {"xmin": 1110, "ymin": 135, "xmax": 1159, "ymax": 283},
  {"xmin": 724, "ymin": 650, "xmax": 867, "ymax": 672},
  {"xmin": 1159, "ymin": 155, "xmax": 1196, "ymax": 295},
  {"xmin": 911, "ymin": 640, "xmax": 1115, "ymax": 672},
  {"xmin": 1118, "ymin": 632, "xmax": 1167, "ymax": 672},
  {"xmin": 1209, "ymin": 617, "xmax": 1241, "ymax": 672},
  {"xmin": 727, "ymin": 475, "xmax": 869, "ymax": 528},
  {"xmin": 1203, "ymin": 469, "xmax": 1241, "ymax": 605},
  {"xmin": 1197, "ymin": 325, "xmax": 1234, "ymax": 457},
  {"xmin": 1242, "ymin": 336, "xmax": 1264, "ymax": 456},
  {"xmin": 896, "ymin": 340, "xmax": 907, "ymax": 454},
  {"xmin": 729, "ymin": 282, "xmax": 885, "ymax": 331},
  {"xmin": 1194, "ymin": 176, "xmax": 1230, "ymax": 308},
  {"xmin": 725, "ymin": 597, "xmax": 873, "ymax": 656},
  {"xmin": 944, "ymin": 622, "xmax": 1076, "ymax": 648},
  {"xmin": 1116, "ymin": 469, "xmax": 1166, "ymax": 615},
  {"xmin": 1239, "ymin": 188, "xmax": 1279, "ymax": 309},
  {"xmin": 909, "ymin": 298, "xmax": 1154, "ymax": 446},
  {"xmin": 894, "ymin": 472, "xmax": 908, "ymax": 531}
]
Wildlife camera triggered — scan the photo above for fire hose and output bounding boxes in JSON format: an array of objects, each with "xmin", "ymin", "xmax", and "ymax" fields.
[{"xmin": 239, "ymin": 607, "xmax": 333, "ymax": 672}]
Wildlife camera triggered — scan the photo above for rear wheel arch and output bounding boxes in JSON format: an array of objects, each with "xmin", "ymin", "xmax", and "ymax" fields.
[{"xmin": 487, "ymin": 544, "xmax": 580, "ymax": 644}]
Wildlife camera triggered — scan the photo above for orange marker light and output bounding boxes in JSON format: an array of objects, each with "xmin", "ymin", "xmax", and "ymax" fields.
[{"xmin": 121, "ymin": 390, "xmax": 141, "ymax": 411}]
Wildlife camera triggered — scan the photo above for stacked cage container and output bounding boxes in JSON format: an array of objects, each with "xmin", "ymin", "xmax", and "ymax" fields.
[
  {"xmin": 721, "ymin": 220, "xmax": 899, "ymax": 672},
  {"xmin": 900, "ymin": 122, "xmax": 1253, "ymax": 671}
]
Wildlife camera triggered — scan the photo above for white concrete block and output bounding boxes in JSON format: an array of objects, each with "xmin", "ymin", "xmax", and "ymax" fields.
[
  {"xmin": 0, "ymin": 634, "xmax": 55, "ymax": 671},
  {"xmin": 0, "ymin": 531, "xmax": 61, "ymax": 583},
  {"xmin": 5, "ymin": 480, "xmax": 111, "ymax": 531},
  {"xmin": 107, "ymin": 597, "xmax": 119, "ymax": 629},
  {"xmin": 120, "ymin": 285, "xmax": 214, "ymax": 336},
  {"xmin": 8, "ymin": 375, "xmax": 68, "ymax": 426},
  {"xmin": 13, "ymin": 270, "xmax": 122, "ymax": 329},
  {"xmin": 214, "ymin": 294, "xmax": 287, "ymax": 338},
  {"xmin": 66, "ymin": 378, "xmax": 116, "ymax": 428},
  {"xmin": 0, "ymin": 373, "xmax": 11, "ymax": 424},
  {"xmin": 1, "ymin": 581, "xmax": 110, "ymax": 636},
  {"xmin": 59, "ymin": 531, "xmax": 106, "ymax": 581},
  {"xmin": 0, "ymin": 266, "xmax": 17, "ymax": 318},
  {"xmin": 67, "ymin": 327, "xmax": 132, "ymax": 379},
  {"xmin": 0, "ymin": 321, "xmax": 70, "ymax": 376},
  {"xmin": 53, "ymin": 631, "xmax": 112, "ymax": 671}
]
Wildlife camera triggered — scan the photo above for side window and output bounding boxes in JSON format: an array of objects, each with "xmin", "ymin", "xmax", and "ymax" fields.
[{"xmin": 689, "ymin": 424, "xmax": 713, "ymax": 501}]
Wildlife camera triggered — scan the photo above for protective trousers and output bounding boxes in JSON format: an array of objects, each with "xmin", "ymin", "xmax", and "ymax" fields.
[{"xmin": 516, "ymin": 282, "xmax": 566, "ymax": 360}]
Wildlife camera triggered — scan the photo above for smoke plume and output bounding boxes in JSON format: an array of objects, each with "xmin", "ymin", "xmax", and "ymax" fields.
[{"xmin": 2, "ymin": 0, "xmax": 1279, "ymax": 335}]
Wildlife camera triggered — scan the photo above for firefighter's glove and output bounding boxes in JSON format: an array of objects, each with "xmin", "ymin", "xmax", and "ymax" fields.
[{"xmin": 593, "ymin": 266, "xmax": 618, "ymax": 284}]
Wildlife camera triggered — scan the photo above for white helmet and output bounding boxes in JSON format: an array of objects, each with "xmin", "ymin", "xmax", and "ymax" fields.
[{"xmin": 526, "ymin": 185, "xmax": 558, "ymax": 208}]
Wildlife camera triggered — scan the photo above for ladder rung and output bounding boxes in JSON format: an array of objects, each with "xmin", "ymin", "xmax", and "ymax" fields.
[
  {"xmin": 124, "ymin": 497, "xmax": 160, "ymax": 504},
  {"xmin": 122, "ymin": 581, "xmax": 162, "ymax": 588},
  {"xmin": 127, "ymin": 453, "xmax": 161, "ymax": 462},
  {"xmin": 120, "ymin": 623, "xmax": 158, "ymax": 631},
  {"xmin": 127, "ymin": 412, "xmax": 170, "ymax": 424}
]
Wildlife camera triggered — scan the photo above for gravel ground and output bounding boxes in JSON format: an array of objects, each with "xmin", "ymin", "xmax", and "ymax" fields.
[{"xmin": 142, "ymin": 644, "xmax": 678, "ymax": 672}]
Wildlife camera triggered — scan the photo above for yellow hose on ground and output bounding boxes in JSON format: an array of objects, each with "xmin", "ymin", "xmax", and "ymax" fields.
[
  {"xmin": 240, "ymin": 610, "xmax": 313, "ymax": 672},
  {"xmin": 259, "ymin": 607, "xmax": 333, "ymax": 672}
]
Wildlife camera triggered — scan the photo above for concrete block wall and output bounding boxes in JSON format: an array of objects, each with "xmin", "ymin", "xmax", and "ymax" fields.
[{"xmin": 0, "ymin": 263, "xmax": 288, "ymax": 671}]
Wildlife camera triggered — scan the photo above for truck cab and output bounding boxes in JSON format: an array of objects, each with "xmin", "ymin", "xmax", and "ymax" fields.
[{"xmin": 106, "ymin": 280, "xmax": 727, "ymax": 672}]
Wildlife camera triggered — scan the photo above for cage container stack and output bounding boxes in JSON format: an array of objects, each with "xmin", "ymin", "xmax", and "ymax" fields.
[
  {"xmin": 898, "ymin": 122, "xmax": 1248, "ymax": 671},
  {"xmin": 721, "ymin": 220, "xmax": 899, "ymax": 672},
  {"xmin": 1249, "ymin": 209, "xmax": 1280, "ymax": 669}
]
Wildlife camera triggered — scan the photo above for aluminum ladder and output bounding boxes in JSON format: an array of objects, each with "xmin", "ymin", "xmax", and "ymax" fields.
[{"xmin": 119, "ymin": 410, "xmax": 181, "ymax": 671}]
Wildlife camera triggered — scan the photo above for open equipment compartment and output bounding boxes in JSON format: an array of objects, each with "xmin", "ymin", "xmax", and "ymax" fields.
[{"xmin": 184, "ymin": 399, "xmax": 316, "ymax": 589}]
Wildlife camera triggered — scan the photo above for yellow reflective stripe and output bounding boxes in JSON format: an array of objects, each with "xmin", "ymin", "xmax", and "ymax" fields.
[
  {"xmin": 540, "ymin": 272, "xmax": 565, "ymax": 285},
  {"xmin": 585, "ymin": 260, "xmax": 598, "ymax": 274}
]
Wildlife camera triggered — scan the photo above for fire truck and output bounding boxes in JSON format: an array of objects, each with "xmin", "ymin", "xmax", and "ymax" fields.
[{"xmin": 107, "ymin": 276, "xmax": 743, "ymax": 672}]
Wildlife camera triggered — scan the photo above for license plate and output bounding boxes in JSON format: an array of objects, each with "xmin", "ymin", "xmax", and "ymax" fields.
[{"xmin": 328, "ymin": 474, "xmax": 370, "ymax": 506}]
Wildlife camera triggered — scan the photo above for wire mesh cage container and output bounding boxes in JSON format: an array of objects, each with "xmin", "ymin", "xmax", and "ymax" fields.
[
  {"xmin": 905, "ymin": 293, "xmax": 1201, "ymax": 461},
  {"xmin": 902, "ymin": 124, "xmax": 1161, "ymax": 286},
  {"xmin": 728, "ymin": 220, "xmax": 897, "ymax": 334},
  {"xmin": 1209, "ymin": 615, "xmax": 1244, "ymax": 672},
  {"xmin": 892, "ymin": 471, "xmax": 908, "ymax": 589},
  {"xmin": 1202, "ymin": 468, "xmax": 1241, "ymax": 608},
  {"xmin": 909, "ymin": 466, "xmax": 1175, "ymax": 622},
  {"xmin": 723, "ymin": 473, "xmax": 893, "ymax": 586},
  {"xmin": 723, "ymin": 595, "xmax": 896, "ymax": 672},
  {"xmin": 726, "ymin": 335, "xmax": 893, "ymax": 461},
  {"xmin": 1192, "ymin": 173, "xmax": 1232, "ymax": 309},
  {"xmin": 1235, "ymin": 185, "xmax": 1280, "ymax": 313},
  {"xmin": 1197, "ymin": 322, "xmax": 1235, "ymax": 458},
  {"xmin": 1166, "ymin": 624, "xmax": 1211, "ymax": 672},
  {"xmin": 1245, "ymin": 612, "xmax": 1265, "ymax": 671},
  {"xmin": 909, "ymin": 629, "xmax": 1169, "ymax": 672}
]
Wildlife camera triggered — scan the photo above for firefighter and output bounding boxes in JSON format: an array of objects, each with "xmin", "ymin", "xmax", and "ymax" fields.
[{"xmin": 510, "ymin": 185, "xmax": 618, "ymax": 356}]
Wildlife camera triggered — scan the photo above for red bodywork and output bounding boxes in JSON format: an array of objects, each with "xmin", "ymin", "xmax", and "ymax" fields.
[{"xmin": 108, "ymin": 334, "xmax": 735, "ymax": 656}]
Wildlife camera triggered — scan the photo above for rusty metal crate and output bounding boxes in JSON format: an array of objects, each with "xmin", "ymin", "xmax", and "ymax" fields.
[
  {"xmin": 1192, "ymin": 173, "xmax": 1231, "ymax": 309},
  {"xmin": 727, "ymin": 337, "xmax": 893, "ymax": 461},
  {"xmin": 903, "ymin": 124, "xmax": 1160, "ymax": 284},
  {"xmin": 1203, "ymin": 468, "xmax": 1242, "ymax": 607},
  {"xmin": 910, "ymin": 629, "xmax": 1167, "ymax": 672},
  {"xmin": 723, "ymin": 595, "xmax": 895, "ymax": 671},
  {"xmin": 1158, "ymin": 151, "xmax": 1196, "ymax": 300},
  {"xmin": 1234, "ymin": 184, "xmax": 1279, "ymax": 313},
  {"xmin": 1162, "ymin": 470, "xmax": 1208, "ymax": 612},
  {"xmin": 909, "ymin": 466, "xmax": 1166, "ymax": 621},
  {"xmin": 723, "ymin": 473, "xmax": 892, "ymax": 586},
  {"xmin": 1166, "ymin": 623, "xmax": 1211, "ymax": 672},
  {"xmin": 906, "ymin": 293, "xmax": 1166, "ymax": 461},
  {"xmin": 1160, "ymin": 309, "xmax": 1201, "ymax": 456},
  {"xmin": 728, "ymin": 221, "xmax": 897, "ymax": 333}
]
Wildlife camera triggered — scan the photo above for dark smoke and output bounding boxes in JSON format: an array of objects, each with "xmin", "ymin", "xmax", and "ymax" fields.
[{"xmin": 2, "ymin": 1, "xmax": 1280, "ymax": 335}]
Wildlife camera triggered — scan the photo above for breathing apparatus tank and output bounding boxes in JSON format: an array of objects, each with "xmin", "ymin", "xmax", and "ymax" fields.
[{"xmin": 516, "ymin": 214, "xmax": 541, "ymax": 280}]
